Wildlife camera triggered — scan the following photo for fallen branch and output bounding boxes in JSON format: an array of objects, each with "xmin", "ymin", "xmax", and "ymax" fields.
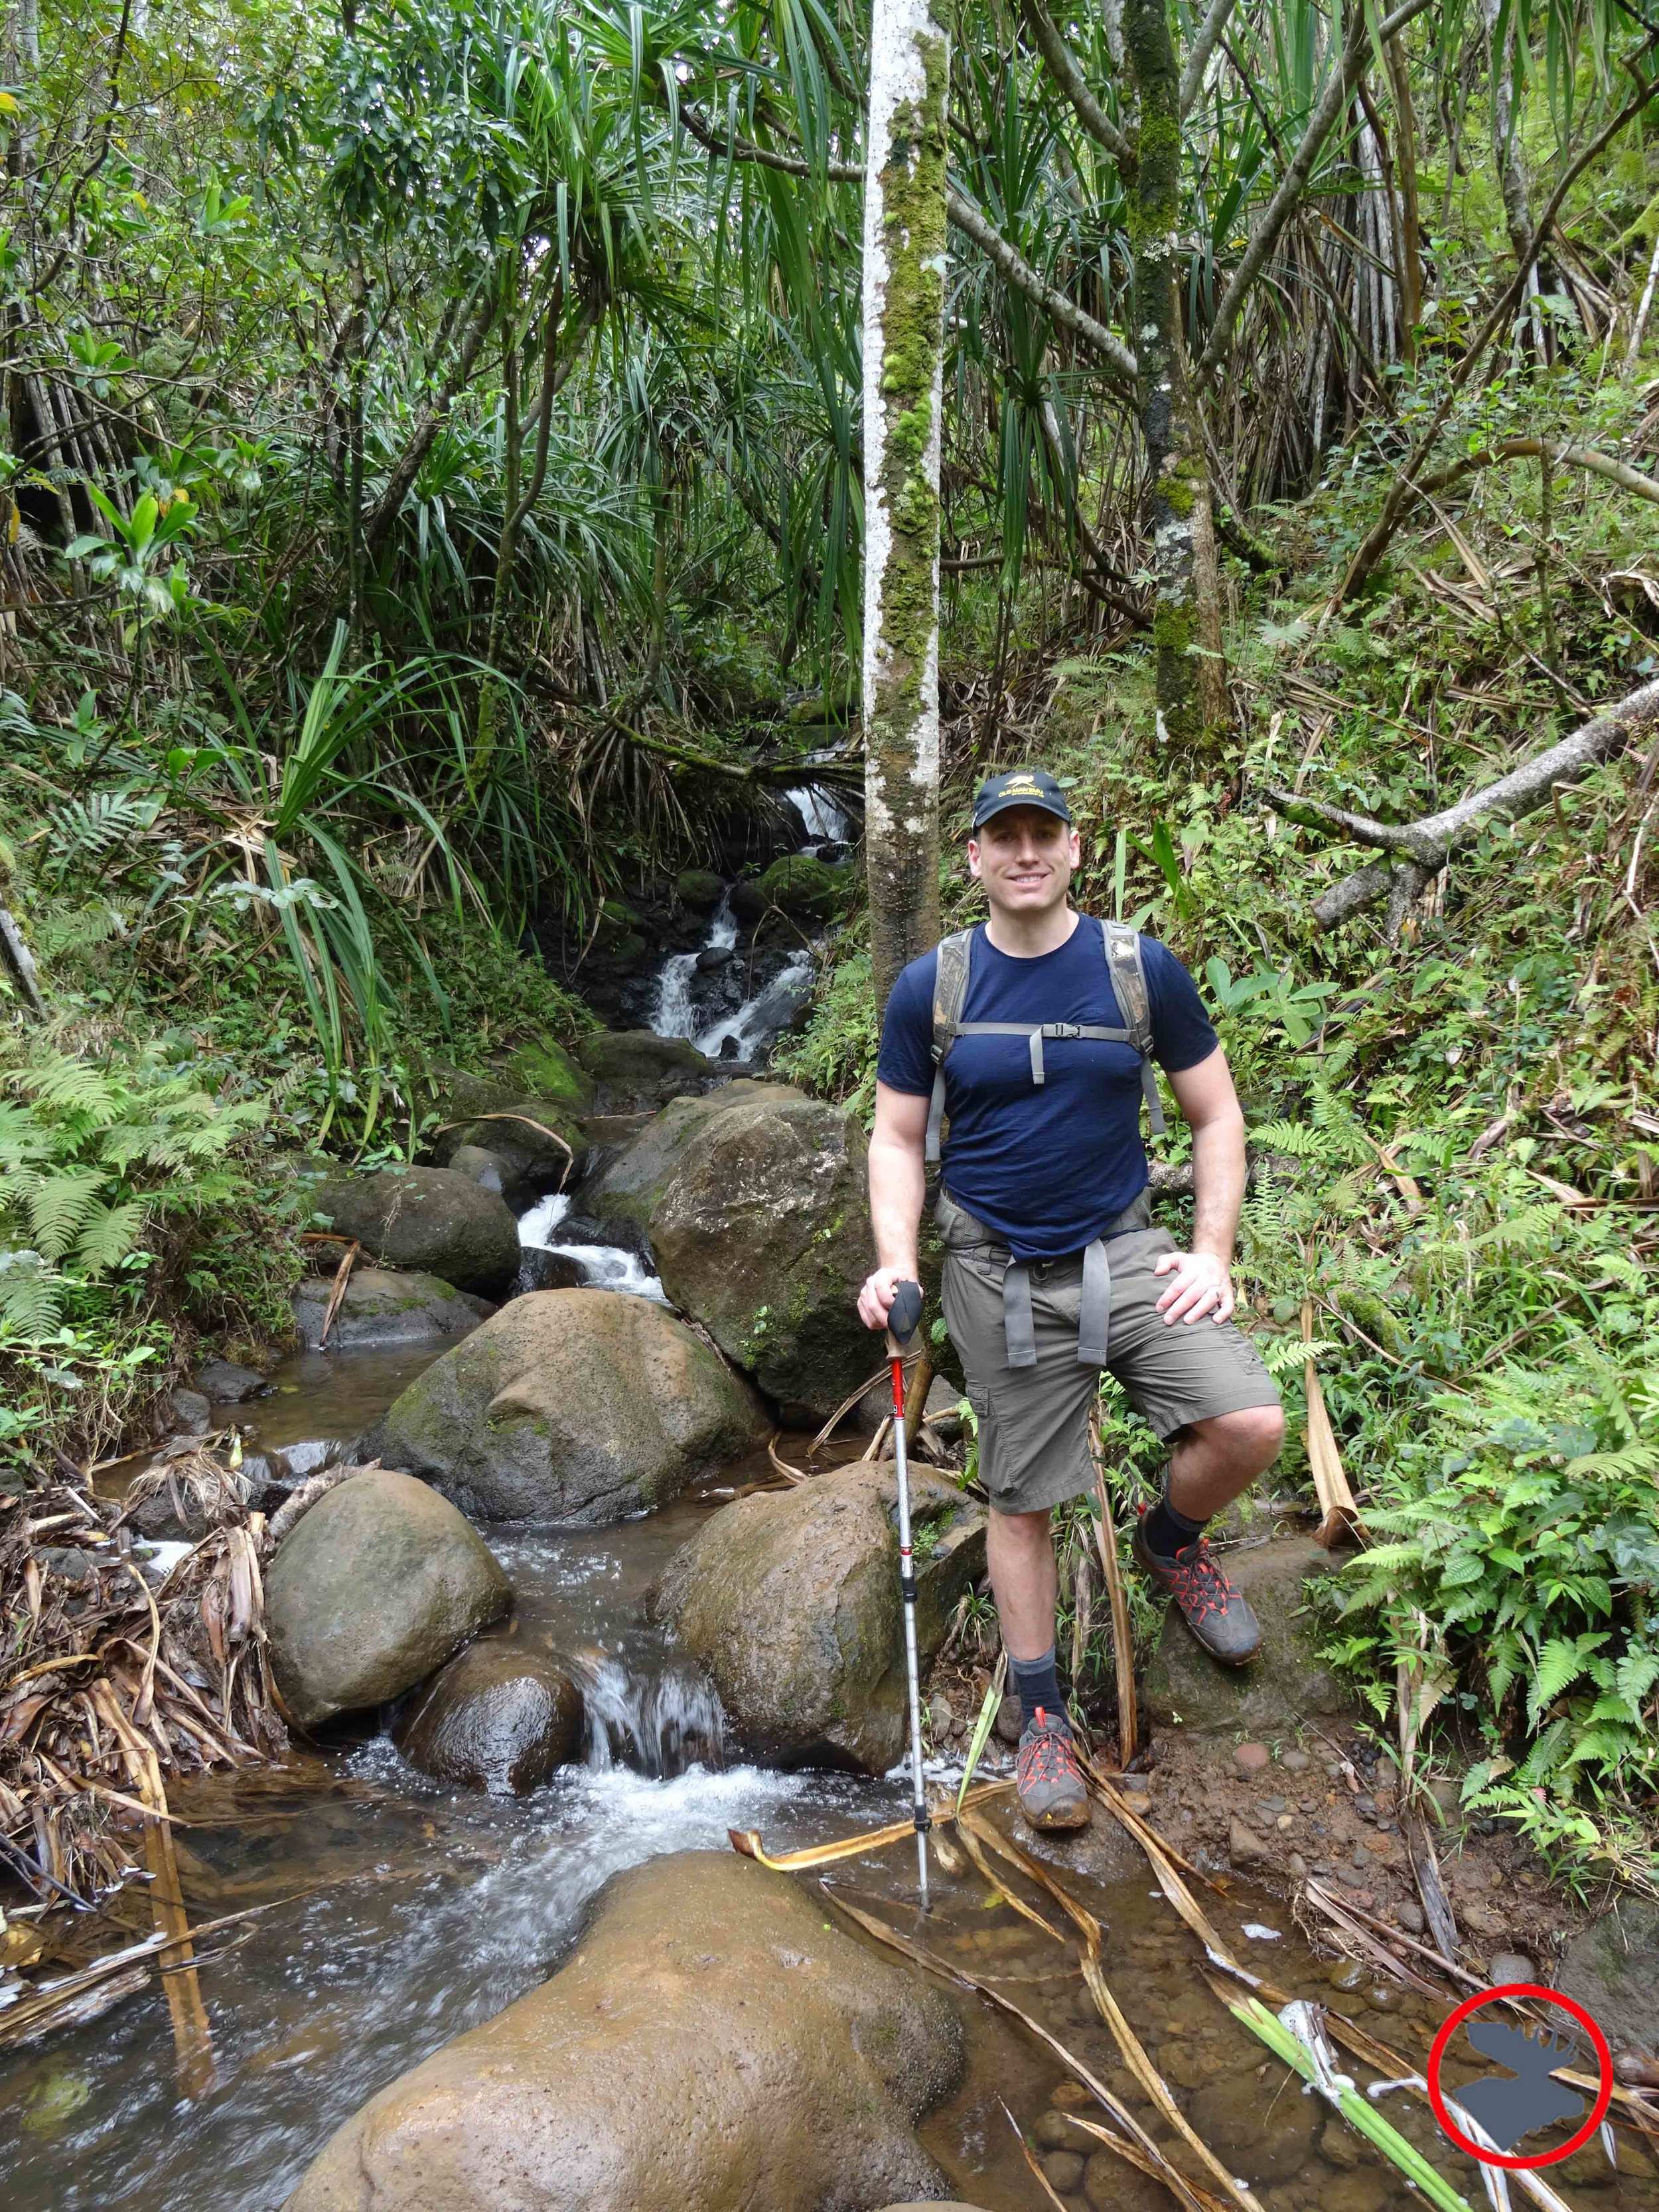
[
  {"xmin": 1262, "ymin": 674, "xmax": 1659, "ymax": 928},
  {"xmin": 1411, "ymin": 436, "xmax": 1659, "ymax": 512}
]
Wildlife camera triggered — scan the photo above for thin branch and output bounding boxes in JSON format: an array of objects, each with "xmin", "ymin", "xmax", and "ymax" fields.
[
  {"xmin": 1021, "ymin": 0, "xmax": 1135, "ymax": 163},
  {"xmin": 1265, "ymin": 675, "xmax": 1659, "ymax": 924},
  {"xmin": 945, "ymin": 188, "xmax": 1139, "ymax": 381},
  {"xmin": 1179, "ymin": 0, "xmax": 1241, "ymax": 116},
  {"xmin": 1411, "ymin": 435, "xmax": 1659, "ymax": 508}
]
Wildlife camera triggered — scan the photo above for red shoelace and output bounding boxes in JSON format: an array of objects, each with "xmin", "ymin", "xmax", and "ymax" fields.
[
  {"xmin": 1163, "ymin": 1540, "xmax": 1238, "ymax": 1626},
  {"xmin": 1017, "ymin": 1708, "xmax": 1083, "ymax": 1789}
]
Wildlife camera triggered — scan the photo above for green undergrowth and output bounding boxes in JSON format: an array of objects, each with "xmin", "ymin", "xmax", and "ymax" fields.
[{"xmin": 788, "ymin": 375, "xmax": 1659, "ymax": 1885}]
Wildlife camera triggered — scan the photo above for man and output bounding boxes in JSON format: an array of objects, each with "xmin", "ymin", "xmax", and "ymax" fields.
[{"xmin": 857, "ymin": 769, "xmax": 1284, "ymax": 1832}]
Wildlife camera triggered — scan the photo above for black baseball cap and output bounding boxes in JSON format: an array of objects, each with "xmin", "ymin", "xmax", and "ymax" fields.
[{"xmin": 970, "ymin": 768, "xmax": 1074, "ymax": 832}]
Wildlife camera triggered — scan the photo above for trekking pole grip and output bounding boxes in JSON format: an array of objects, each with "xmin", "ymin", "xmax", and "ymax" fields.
[{"xmin": 885, "ymin": 1278, "xmax": 923, "ymax": 1354}]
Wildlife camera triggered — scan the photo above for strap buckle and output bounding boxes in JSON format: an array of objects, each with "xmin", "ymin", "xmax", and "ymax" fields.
[{"xmin": 1044, "ymin": 1021, "xmax": 1083, "ymax": 1041}]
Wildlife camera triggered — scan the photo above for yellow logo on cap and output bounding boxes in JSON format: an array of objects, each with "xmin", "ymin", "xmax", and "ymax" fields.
[{"xmin": 1002, "ymin": 775, "xmax": 1043, "ymax": 794}]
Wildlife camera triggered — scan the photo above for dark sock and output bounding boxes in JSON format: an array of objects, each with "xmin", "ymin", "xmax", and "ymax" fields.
[
  {"xmin": 1009, "ymin": 1646, "xmax": 1066, "ymax": 1733},
  {"xmin": 1142, "ymin": 1493, "xmax": 1208, "ymax": 1562}
]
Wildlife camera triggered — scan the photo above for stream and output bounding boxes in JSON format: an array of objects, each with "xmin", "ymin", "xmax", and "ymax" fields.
[{"xmin": 10, "ymin": 1361, "xmax": 1650, "ymax": 2207}]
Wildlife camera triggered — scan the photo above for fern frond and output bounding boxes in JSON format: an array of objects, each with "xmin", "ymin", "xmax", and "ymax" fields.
[
  {"xmin": 0, "ymin": 1254, "xmax": 64, "ymax": 1341},
  {"xmin": 28, "ymin": 1168, "xmax": 106, "ymax": 1262},
  {"xmin": 73, "ymin": 1199, "xmax": 147, "ymax": 1272}
]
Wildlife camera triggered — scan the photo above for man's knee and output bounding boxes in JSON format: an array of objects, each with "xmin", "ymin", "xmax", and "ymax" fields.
[{"xmin": 1200, "ymin": 1402, "xmax": 1285, "ymax": 1469}]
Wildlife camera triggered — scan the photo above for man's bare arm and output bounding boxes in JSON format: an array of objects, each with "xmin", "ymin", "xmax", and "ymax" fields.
[
  {"xmin": 858, "ymin": 1082, "xmax": 930, "ymax": 1330},
  {"xmin": 1157, "ymin": 1047, "xmax": 1248, "ymax": 1325}
]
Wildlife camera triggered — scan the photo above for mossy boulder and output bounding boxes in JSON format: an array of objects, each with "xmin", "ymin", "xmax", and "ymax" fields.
[
  {"xmin": 1558, "ymin": 1895, "xmax": 1659, "ymax": 2057},
  {"xmin": 363, "ymin": 1289, "xmax": 768, "ymax": 1522},
  {"xmin": 393, "ymin": 1643, "xmax": 582, "ymax": 1794},
  {"xmin": 291, "ymin": 1267, "xmax": 492, "ymax": 1352},
  {"xmin": 675, "ymin": 867, "xmax": 725, "ymax": 910},
  {"xmin": 430, "ymin": 1097, "xmax": 584, "ymax": 1208},
  {"xmin": 576, "ymin": 1080, "xmax": 803, "ymax": 1226},
  {"xmin": 310, "ymin": 1167, "xmax": 521, "ymax": 1297},
  {"xmin": 648, "ymin": 1090, "xmax": 875, "ymax": 1422},
  {"xmin": 1141, "ymin": 1534, "xmax": 1356, "ymax": 1735},
  {"xmin": 502, "ymin": 1035, "xmax": 594, "ymax": 1107},
  {"xmin": 731, "ymin": 853, "xmax": 846, "ymax": 924},
  {"xmin": 574, "ymin": 1028, "xmax": 717, "ymax": 1108},
  {"xmin": 285, "ymin": 1851, "xmax": 962, "ymax": 2212},
  {"xmin": 266, "ymin": 1471, "xmax": 511, "ymax": 1729},
  {"xmin": 656, "ymin": 1461, "xmax": 985, "ymax": 1772}
]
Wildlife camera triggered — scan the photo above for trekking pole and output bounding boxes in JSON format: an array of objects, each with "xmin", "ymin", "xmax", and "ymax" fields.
[{"xmin": 885, "ymin": 1278, "xmax": 931, "ymax": 1911}]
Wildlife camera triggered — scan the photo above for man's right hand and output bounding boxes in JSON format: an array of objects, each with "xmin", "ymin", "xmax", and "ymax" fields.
[{"xmin": 857, "ymin": 1266, "xmax": 913, "ymax": 1333}]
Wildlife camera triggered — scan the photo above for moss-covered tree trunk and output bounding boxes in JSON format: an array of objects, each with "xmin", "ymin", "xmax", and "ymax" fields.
[
  {"xmin": 862, "ymin": 0, "xmax": 949, "ymax": 1009},
  {"xmin": 1125, "ymin": 0, "xmax": 1226, "ymax": 747}
]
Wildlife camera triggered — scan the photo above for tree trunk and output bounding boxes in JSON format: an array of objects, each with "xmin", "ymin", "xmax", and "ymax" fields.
[
  {"xmin": 1125, "ymin": 0, "xmax": 1226, "ymax": 746},
  {"xmin": 1479, "ymin": 0, "xmax": 1537, "ymax": 282},
  {"xmin": 861, "ymin": 0, "xmax": 949, "ymax": 1009}
]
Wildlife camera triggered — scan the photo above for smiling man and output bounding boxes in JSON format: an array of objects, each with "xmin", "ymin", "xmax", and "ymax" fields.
[{"xmin": 857, "ymin": 769, "xmax": 1284, "ymax": 1832}]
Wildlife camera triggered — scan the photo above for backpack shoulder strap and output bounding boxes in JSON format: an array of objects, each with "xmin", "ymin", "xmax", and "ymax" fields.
[
  {"xmin": 925, "ymin": 928, "xmax": 975, "ymax": 1163},
  {"xmin": 1100, "ymin": 920, "xmax": 1166, "ymax": 1138}
]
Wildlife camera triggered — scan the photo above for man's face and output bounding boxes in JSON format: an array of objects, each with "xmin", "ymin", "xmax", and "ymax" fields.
[{"xmin": 966, "ymin": 807, "xmax": 1080, "ymax": 916}]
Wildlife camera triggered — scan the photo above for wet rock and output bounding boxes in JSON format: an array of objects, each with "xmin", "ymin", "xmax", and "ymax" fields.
[
  {"xmin": 1189, "ymin": 2073, "xmax": 1318, "ymax": 2183},
  {"xmin": 267, "ymin": 1470, "xmax": 510, "ymax": 1730},
  {"xmin": 443, "ymin": 1142, "xmax": 507, "ymax": 1195},
  {"xmin": 1394, "ymin": 1897, "xmax": 1425, "ymax": 1935},
  {"xmin": 995, "ymin": 1694, "xmax": 1024, "ymax": 1746},
  {"xmin": 1321, "ymin": 2117, "xmax": 1361, "ymax": 2169},
  {"xmin": 576, "ymin": 1082, "xmax": 802, "ymax": 1226},
  {"xmin": 1040, "ymin": 2150, "xmax": 1084, "ymax": 2193},
  {"xmin": 167, "ymin": 1388, "xmax": 212, "ymax": 1436},
  {"xmin": 1228, "ymin": 1817, "xmax": 1267, "ymax": 1869},
  {"xmin": 501, "ymin": 1035, "xmax": 593, "ymax": 1108},
  {"xmin": 575, "ymin": 1028, "xmax": 717, "ymax": 1108},
  {"xmin": 1280, "ymin": 1747, "xmax": 1310, "ymax": 1772},
  {"xmin": 194, "ymin": 1357, "xmax": 265, "ymax": 1403},
  {"xmin": 310, "ymin": 1167, "xmax": 520, "ymax": 1297},
  {"xmin": 430, "ymin": 1098, "xmax": 586, "ymax": 1211},
  {"xmin": 1142, "ymin": 1536, "xmax": 1354, "ymax": 1737},
  {"xmin": 514, "ymin": 1248, "xmax": 587, "ymax": 1293},
  {"xmin": 284, "ymin": 1850, "xmax": 964, "ymax": 2212},
  {"xmin": 649, "ymin": 1090, "xmax": 876, "ymax": 1421},
  {"xmin": 1488, "ymin": 1949, "xmax": 1537, "ymax": 1986},
  {"xmin": 1322, "ymin": 2172, "xmax": 1391, "ymax": 2212},
  {"xmin": 291, "ymin": 1267, "xmax": 492, "ymax": 1353},
  {"xmin": 731, "ymin": 852, "xmax": 848, "ymax": 924},
  {"xmin": 1559, "ymin": 1897, "xmax": 1659, "ymax": 2056},
  {"xmin": 364, "ymin": 1290, "xmax": 768, "ymax": 1524},
  {"xmin": 394, "ymin": 1643, "xmax": 581, "ymax": 1794},
  {"xmin": 1032, "ymin": 2109, "xmax": 1075, "ymax": 2150},
  {"xmin": 656, "ymin": 1461, "xmax": 985, "ymax": 1773},
  {"xmin": 1234, "ymin": 1741, "xmax": 1271, "ymax": 1775},
  {"xmin": 675, "ymin": 867, "xmax": 724, "ymax": 910},
  {"xmin": 1084, "ymin": 2150, "xmax": 1122, "ymax": 2209}
]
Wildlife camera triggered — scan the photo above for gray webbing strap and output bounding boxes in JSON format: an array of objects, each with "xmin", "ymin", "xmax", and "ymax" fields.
[
  {"xmin": 1078, "ymin": 1239, "xmax": 1111, "ymax": 1365},
  {"xmin": 924, "ymin": 1069, "xmax": 948, "ymax": 1163},
  {"xmin": 1141, "ymin": 1059, "xmax": 1166, "ymax": 1136},
  {"xmin": 948, "ymin": 1019, "xmax": 1131, "ymax": 1092},
  {"xmin": 1002, "ymin": 1262, "xmax": 1037, "ymax": 1368}
]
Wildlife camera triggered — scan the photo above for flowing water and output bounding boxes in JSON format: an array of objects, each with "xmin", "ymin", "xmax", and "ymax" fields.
[
  {"xmin": 517, "ymin": 1191, "xmax": 668, "ymax": 1300},
  {"xmin": 17, "ymin": 1356, "xmax": 1656, "ymax": 2209}
]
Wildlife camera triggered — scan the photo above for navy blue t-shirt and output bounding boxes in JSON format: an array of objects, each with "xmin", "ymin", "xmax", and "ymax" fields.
[{"xmin": 877, "ymin": 915, "xmax": 1218, "ymax": 1260}]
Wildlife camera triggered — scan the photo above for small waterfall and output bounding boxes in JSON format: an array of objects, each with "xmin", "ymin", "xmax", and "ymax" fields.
[
  {"xmin": 695, "ymin": 945, "xmax": 816, "ymax": 1061},
  {"xmin": 784, "ymin": 782, "xmax": 851, "ymax": 846},
  {"xmin": 572, "ymin": 1651, "xmax": 727, "ymax": 1777},
  {"xmin": 653, "ymin": 888, "xmax": 738, "ymax": 1039},
  {"xmin": 518, "ymin": 1193, "xmax": 668, "ymax": 1303}
]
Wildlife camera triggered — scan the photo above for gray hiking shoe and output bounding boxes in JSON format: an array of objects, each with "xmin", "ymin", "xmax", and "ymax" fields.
[
  {"xmin": 1015, "ymin": 1708, "xmax": 1090, "ymax": 1832},
  {"xmin": 1133, "ymin": 1514, "xmax": 1262, "ymax": 1666}
]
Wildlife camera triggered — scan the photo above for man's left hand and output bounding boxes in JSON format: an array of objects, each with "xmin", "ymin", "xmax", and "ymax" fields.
[{"xmin": 1152, "ymin": 1249, "xmax": 1234, "ymax": 1326}]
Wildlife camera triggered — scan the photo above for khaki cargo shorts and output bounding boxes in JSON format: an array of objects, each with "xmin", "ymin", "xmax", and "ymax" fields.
[{"xmin": 936, "ymin": 1190, "xmax": 1281, "ymax": 1518}]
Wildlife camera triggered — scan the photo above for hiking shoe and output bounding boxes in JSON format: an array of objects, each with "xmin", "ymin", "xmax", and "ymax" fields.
[
  {"xmin": 1133, "ymin": 1514, "xmax": 1262, "ymax": 1666},
  {"xmin": 1015, "ymin": 1708, "xmax": 1090, "ymax": 1832}
]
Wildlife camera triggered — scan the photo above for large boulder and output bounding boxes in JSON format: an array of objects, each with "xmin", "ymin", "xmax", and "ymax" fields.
[
  {"xmin": 266, "ymin": 1471, "xmax": 511, "ymax": 1729},
  {"xmin": 431, "ymin": 1099, "xmax": 584, "ymax": 1211},
  {"xmin": 311, "ymin": 1167, "xmax": 520, "ymax": 1298},
  {"xmin": 576, "ymin": 1081, "xmax": 802, "ymax": 1227},
  {"xmin": 284, "ymin": 1851, "xmax": 962, "ymax": 2212},
  {"xmin": 649, "ymin": 1090, "xmax": 875, "ymax": 1422},
  {"xmin": 393, "ymin": 1643, "xmax": 582, "ymax": 1794},
  {"xmin": 576, "ymin": 1029, "xmax": 715, "ymax": 1108},
  {"xmin": 731, "ymin": 853, "xmax": 847, "ymax": 924},
  {"xmin": 363, "ymin": 1290, "xmax": 768, "ymax": 1523},
  {"xmin": 502, "ymin": 1035, "xmax": 594, "ymax": 1108},
  {"xmin": 1558, "ymin": 1895, "xmax": 1659, "ymax": 2057},
  {"xmin": 1141, "ymin": 1533, "xmax": 1355, "ymax": 1736},
  {"xmin": 656, "ymin": 1461, "xmax": 985, "ymax": 1773},
  {"xmin": 291, "ymin": 1267, "xmax": 492, "ymax": 1353}
]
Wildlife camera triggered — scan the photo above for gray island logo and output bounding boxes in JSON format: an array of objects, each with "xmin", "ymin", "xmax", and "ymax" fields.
[
  {"xmin": 1457, "ymin": 2020, "xmax": 1584, "ymax": 2151},
  {"xmin": 1427, "ymin": 1983, "xmax": 1613, "ymax": 2172}
]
